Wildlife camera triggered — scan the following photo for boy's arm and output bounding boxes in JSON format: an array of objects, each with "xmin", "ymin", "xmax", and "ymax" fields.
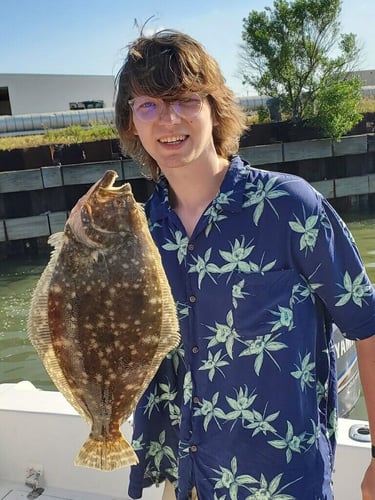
[{"xmin": 356, "ymin": 335, "xmax": 375, "ymax": 499}]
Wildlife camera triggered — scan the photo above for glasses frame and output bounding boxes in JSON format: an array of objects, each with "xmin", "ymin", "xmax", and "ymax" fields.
[{"xmin": 128, "ymin": 93, "xmax": 206, "ymax": 122}]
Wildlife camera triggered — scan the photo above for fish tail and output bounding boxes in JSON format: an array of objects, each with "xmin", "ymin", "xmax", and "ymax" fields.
[{"xmin": 74, "ymin": 434, "xmax": 139, "ymax": 471}]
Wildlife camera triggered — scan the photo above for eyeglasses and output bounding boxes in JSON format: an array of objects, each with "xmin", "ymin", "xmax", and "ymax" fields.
[{"xmin": 128, "ymin": 93, "xmax": 205, "ymax": 122}]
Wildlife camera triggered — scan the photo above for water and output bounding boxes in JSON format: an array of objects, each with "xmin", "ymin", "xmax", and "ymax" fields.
[
  {"xmin": 0, "ymin": 256, "xmax": 55, "ymax": 390},
  {"xmin": 1, "ymin": 211, "xmax": 375, "ymax": 405}
]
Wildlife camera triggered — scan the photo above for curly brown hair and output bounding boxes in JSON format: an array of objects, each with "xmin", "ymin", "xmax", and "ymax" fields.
[{"xmin": 115, "ymin": 30, "xmax": 247, "ymax": 181}]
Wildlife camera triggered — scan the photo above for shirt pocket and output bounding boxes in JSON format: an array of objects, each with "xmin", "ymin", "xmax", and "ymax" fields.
[{"xmin": 230, "ymin": 268, "xmax": 301, "ymax": 339}]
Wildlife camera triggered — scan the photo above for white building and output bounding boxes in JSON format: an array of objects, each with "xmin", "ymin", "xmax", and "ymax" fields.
[
  {"xmin": 351, "ymin": 70, "xmax": 375, "ymax": 86},
  {"xmin": 0, "ymin": 74, "xmax": 115, "ymax": 115}
]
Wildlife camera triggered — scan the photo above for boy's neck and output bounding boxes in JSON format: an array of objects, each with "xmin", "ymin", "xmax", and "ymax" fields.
[{"xmin": 165, "ymin": 156, "xmax": 230, "ymax": 237}]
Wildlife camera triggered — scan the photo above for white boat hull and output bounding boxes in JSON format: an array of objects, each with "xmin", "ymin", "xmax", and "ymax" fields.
[
  {"xmin": 0, "ymin": 382, "xmax": 371, "ymax": 500},
  {"xmin": 0, "ymin": 382, "xmax": 162, "ymax": 499}
]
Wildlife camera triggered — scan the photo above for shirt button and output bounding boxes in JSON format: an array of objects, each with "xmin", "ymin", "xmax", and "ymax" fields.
[
  {"xmin": 192, "ymin": 346, "xmax": 199, "ymax": 354},
  {"xmin": 193, "ymin": 396, "xmax": 200, "ymax": 404},
  {"xmin": 189, "ymin": 295, "xmax": 196, "ymax": 303},
  {"xmin": 188, "ymin": 243, "xmax": 194, "ymax": 251},
  {"xmin": 190, "ymin": 445, "xmax": 198, "ymax": 453}
]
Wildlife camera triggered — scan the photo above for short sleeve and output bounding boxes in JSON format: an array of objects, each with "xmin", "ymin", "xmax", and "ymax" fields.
[{"xmin": 290, "ymin": 190, "xmax": 375, "ymax": 340}]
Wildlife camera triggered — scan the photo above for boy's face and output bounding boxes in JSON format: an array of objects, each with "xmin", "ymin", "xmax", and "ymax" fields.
[{"xmin": 131, "ymin": 93, "xmax": 217, "ymax": 173}]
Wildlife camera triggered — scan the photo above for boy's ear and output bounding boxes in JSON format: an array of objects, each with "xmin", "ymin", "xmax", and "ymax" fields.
[
  {"xmin": 211, "ymin": 108, "xmax": 219, "ymax": 126},
  {"xmin": 131, "ymin": 124, "xmax": 138, "ymax": 136}
]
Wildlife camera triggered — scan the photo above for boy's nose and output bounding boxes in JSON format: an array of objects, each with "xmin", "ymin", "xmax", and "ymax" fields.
[{"xmin": 158, "ymin": 102, "xmax": 181, "ymax": 123}]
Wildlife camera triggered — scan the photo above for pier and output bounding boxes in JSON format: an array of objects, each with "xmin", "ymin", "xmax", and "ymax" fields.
[{"xmin": 0, "ymin": 133, "xmax": 374, "ymax": 254}]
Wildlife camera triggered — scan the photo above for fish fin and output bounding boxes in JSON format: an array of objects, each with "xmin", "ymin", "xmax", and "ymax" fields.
[
  {"xmin": 28, "ymin": 232, "xmax": 65, "ymax": 358},
  {"xmin": 27, "ymin": 231, "xmax": 90, "ymax": 422},
  {"xmin": 157, "ymin": 273, "xmax": 181, "ymax": 353},
  {"xmin": 74, "ymin": 434, "xmax": 138, "ymax": 471},
  {"xmin": 48, "ymin": 231, "xmax": 65, "ymax": 250},
  {"xmin": 125, "ymin": 271, "xmax": 181, "ymax": 416}
]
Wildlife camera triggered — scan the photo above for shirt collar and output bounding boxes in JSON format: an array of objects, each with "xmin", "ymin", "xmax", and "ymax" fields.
[{"xmin": 147, "ymin": 155, "xmax": 250, "ymax": 224}]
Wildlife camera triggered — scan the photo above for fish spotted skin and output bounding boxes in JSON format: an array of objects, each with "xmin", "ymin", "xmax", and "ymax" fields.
[{"xmin": 28, "ymin": 170, "xmax": 180, "ymax": 471}]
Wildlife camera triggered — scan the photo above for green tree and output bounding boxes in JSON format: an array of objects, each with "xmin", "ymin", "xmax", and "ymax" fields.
[{"xmin": 240, "ymin": 0, "xmax": 362, "ymax": 139}]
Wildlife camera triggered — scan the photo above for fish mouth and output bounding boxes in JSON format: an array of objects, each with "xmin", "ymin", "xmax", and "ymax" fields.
[
  {"xmin": 100, "ymin": 170, "xmax": 118, "ymax": 188},
  {"xmin": 66, "ymin": 170, "xmax": 137, "ymax": 249},
  {"xmin": 99, "ymin": 170, "xmax": 132, "ymax": 194}
]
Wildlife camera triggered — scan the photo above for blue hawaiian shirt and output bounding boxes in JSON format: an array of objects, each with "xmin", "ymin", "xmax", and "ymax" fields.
[{"xmin": 128, "ymin": 156, "xmax": 375, "ymax": 500}]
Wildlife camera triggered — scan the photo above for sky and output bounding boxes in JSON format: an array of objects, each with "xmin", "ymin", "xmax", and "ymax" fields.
[{"xmin": 1, "ymin": 0, "xmax": 374, "ymax": 97}]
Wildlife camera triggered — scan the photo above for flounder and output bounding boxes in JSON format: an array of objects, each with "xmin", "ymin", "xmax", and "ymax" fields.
[{"xmin": 28, "ymin": 170, "xmax": 180, "ymax": 470}]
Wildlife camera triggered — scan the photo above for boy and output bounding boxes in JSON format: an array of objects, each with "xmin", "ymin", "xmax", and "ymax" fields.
[{"xmin": 115, "ymin": 29, "xmax": 375, "ymax": 499}]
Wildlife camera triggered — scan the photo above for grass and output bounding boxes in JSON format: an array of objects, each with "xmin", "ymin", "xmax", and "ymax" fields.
[
  {"xmin": 0, "ymin": 123, "xmax": 119, "ymax": 151},
  {"xmin": 358, "ymin": 97, "xmax": 375, "ymax": 113},
  {"xmin": 1, "ymin": 97, "xmax": 375, "ymax": 152}
]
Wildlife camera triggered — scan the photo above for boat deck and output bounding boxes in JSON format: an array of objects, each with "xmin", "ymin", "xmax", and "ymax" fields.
[{"xmin": 0, "ymin": 480, "xmax": 124, "ymax": 500}]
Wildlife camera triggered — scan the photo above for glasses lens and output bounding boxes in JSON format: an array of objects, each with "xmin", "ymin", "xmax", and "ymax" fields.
[
  {"xmin": 129, "ymin": 94, "xmax": 204, "ymax": 122},
  {"xmin": 173, "ymin": 94, "xmax": 203, "ymax": 119},
  {"xmin": 129, "ymin": 97, "xmax": 161, "ymax": 122}
]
